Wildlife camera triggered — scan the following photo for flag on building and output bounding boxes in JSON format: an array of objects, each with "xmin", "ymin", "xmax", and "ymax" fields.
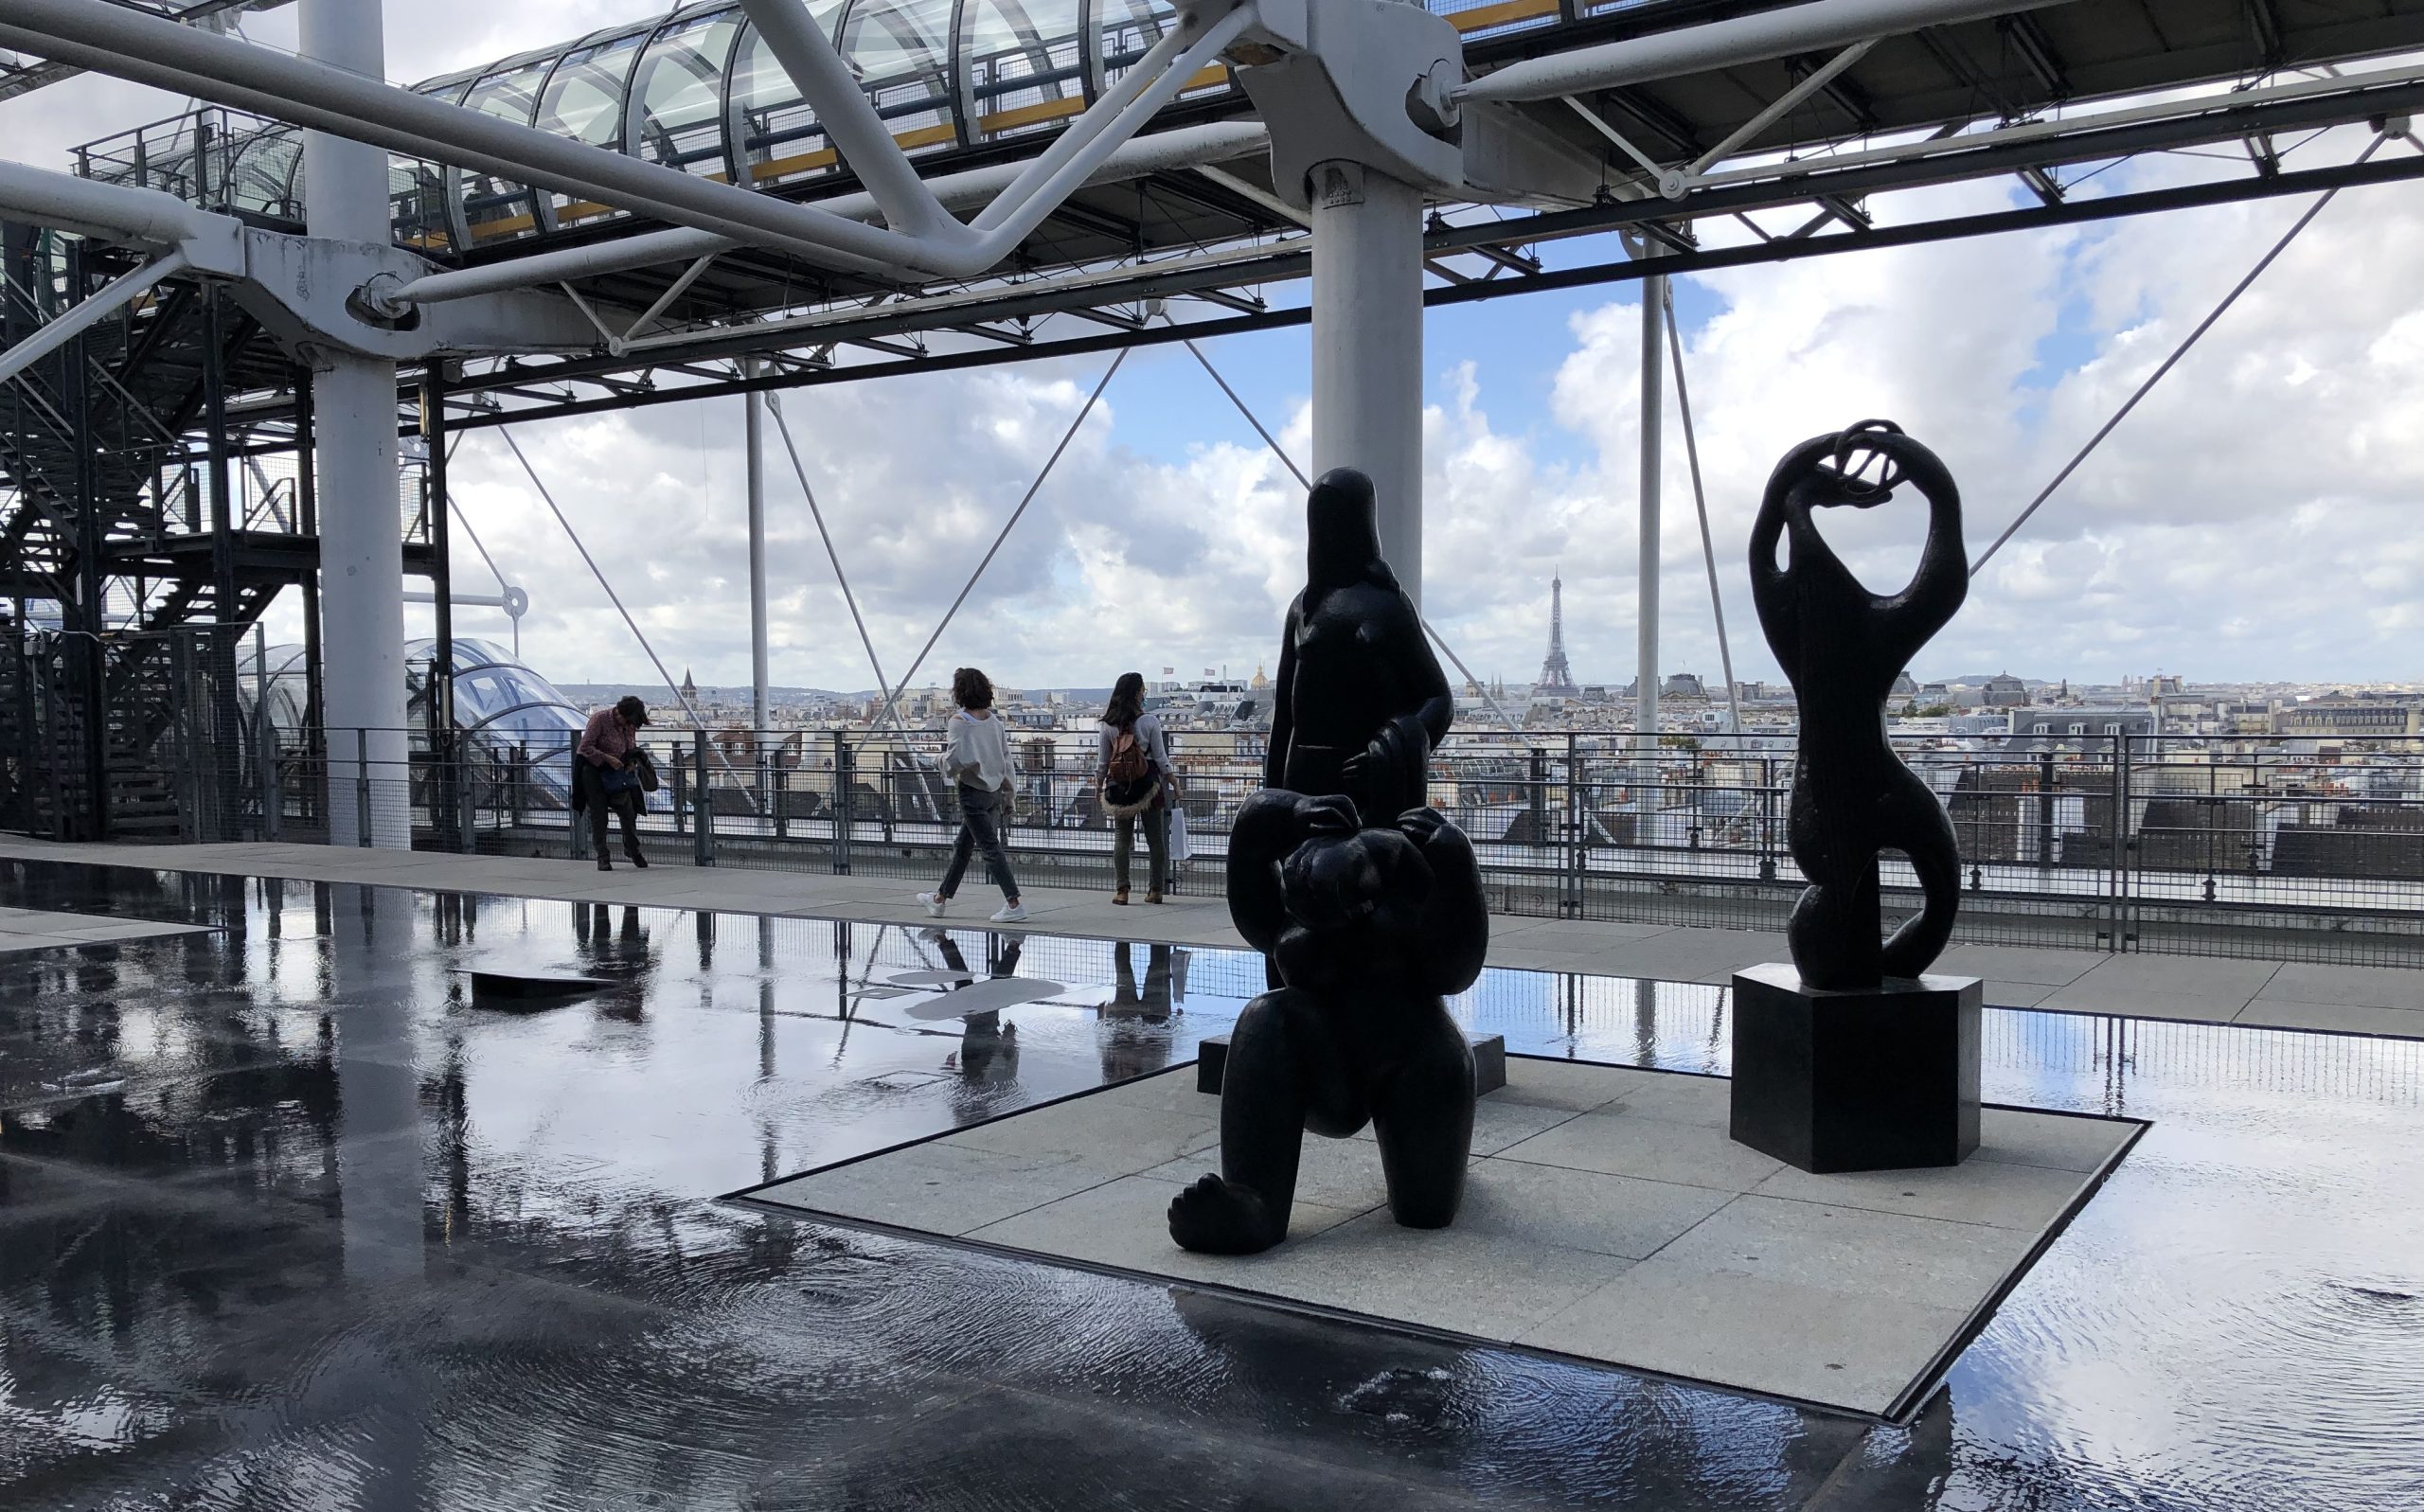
[{"xmin": 1163, "ymin": 667, "xmax": 1174, "ymax": 675}]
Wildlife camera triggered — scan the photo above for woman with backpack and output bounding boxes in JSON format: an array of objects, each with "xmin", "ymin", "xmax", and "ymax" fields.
[
  {"xmin": 917, "ymin": 667, "xmax": 1026, "ymax": 924},
  {"xmin": 1097, "ymin": 671, "xmax": 1177, "ymax": 905}
]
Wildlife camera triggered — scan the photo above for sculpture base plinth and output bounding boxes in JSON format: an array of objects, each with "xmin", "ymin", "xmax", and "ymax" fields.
[
  {"xmin": 1197, "ymin": 1030, "xmax": 1505, "ymax": 1097},
  {"xmin": 1729, "ymin": 963, "xmax": 1981, "ymax": 1174}
]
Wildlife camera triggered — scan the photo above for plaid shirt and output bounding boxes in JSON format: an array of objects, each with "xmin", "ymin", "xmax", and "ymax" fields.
[{"xmin": 578, "ymin": 707, "xmax": 637, "ymax": 768}]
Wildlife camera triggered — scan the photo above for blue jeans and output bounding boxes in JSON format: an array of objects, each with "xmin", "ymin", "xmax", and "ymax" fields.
[{"xmin": 939, "ymin": 784, "xmax": 1019, "ymax": 902}]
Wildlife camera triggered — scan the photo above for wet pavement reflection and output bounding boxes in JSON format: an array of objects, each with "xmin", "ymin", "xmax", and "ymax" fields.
[{"xmin": 1, "ymin": 856, "xmax": 2419, "ymax": 1509}]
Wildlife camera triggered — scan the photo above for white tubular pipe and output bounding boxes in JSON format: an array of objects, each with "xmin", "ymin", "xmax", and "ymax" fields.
[
  {"xmin": 391, "ymin": 121, "xmax": 1270, "ymax": 307},
  {"xmin": 0, "ymin": 0, "xmax": 1249, "ymax": 281},
  {"xmin": 967, "ymin": 19, "xmax": 1197, "ymax": 233},
  {"xmin": 0, "ymin": 156, "xmax": 212, "ymax": 244},
  {"xmin": 1310, "ymin": 164, "xmax": 1426, "ymax": 608},
  {"xmin": 1456, "ymin": 0, "xmax": 2077, "ymax": 105},
  {"xmin": 737, "ymin": 0, "xmax": 954, "ymax": 239},
  {"xmin": 0, "ymin": 249, "xmax": 183, "ymax": 387}
]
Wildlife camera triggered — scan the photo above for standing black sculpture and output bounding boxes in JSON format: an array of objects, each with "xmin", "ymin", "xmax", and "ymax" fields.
[
  {"xmin": 1167, "ymin": 467, "xmax": 1488, "ymax": 1254},
  {"xmin": 1264, "ymin": 468, "xmax": 1454, "ymax": 824},
  {"xmin": 1734, "ymin": 421, "xmax": 1984, "ymax": 1173},
  {"xmin": 1748, "ymin": 419, "xmax": 1966, "ymax": 992}
]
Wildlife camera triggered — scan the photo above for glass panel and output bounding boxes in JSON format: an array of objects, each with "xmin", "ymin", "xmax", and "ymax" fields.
[
  {"xmin": 630, "ymin": 6, "xmax": 744, "ymax": 180},
  {"xmin": 456, "ymin": 55, "xmax": 555, "ymax": 246},
  {"xmin": 730, "ymin": 0, "xmax": 850, "ymax": 188},
  {"xmin": 390, "ymin": 78, "xmax": 473, "ymax": 253},
  {"xmin": 963, "ymin": 0, "xmax": 1087, "ymax": 143},
  {"xmin": 223, "ymin": 124, "xmax": 303, "ymax": 219},
  {"xmin": 1097, "ymin": 0, "xmax": 1227, "ymax": 100},
  {"xmin": 837, "ymin": 0, "xmax": 960, "ymax": 158},
  {"xmin": 537, "ymin": 26, "xmax": 651, "ymax": 228}
]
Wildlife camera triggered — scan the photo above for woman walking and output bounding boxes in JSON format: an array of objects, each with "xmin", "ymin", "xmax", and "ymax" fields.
[
  {"xmin": 1097, "ymin": 671, "xmax": 1177, "ymax": 905},
  {"xmin": 917, "ymin": 667, "xmax": 1027, "ymax": 924}
]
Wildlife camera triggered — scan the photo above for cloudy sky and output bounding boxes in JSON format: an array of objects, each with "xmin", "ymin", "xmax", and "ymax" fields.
[{"xmin": 8, "ymin": 3, "xmax": 2423, "ymax": 696}]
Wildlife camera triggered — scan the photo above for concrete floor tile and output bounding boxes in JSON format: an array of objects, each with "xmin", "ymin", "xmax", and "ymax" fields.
[
  {"xmin": 2257, "ymin": 963, "xmax": 2424, "ymax": 1011},
  {"xmin": 1935, "ymin": 944, "xmax": 2110, "ymax": 986},
  {"xmin": 939, "ymin": 1098, "xmax": 1217, "ymax": 1172},
  {"xmin": 1234, "ymin": 1209, "xmax": 1640, "ymax": 1343},
  {"xmin": 752, "ymin": 1142, "xmax": 1118, "ymax": 1236},
  {"xmin": 1753, "ymin": 1150, "xmax": 2099, "ymax": 1231},
  {"xmin": 2232, "ymin": 1000, "xmax": 2424, "ymax": 1040},
  {"xmin": 1981, "ymin": 980, "xmax": 2059, "ymax": 1008},
  {"xmin": 1496, "ymin": 1110, "xmax": 1783, "ymax": 1191},
  {"xmin": 966, "ymin": 1174, "xmax": 1363, "ymax": 1276},
  {"xmin": 1089, "ymin": 1067, "xmax": 1222, "ymax": 1117},
  {"xmin": 2071, "ymin": 954, "xmax": 2281, "ymax": 996},
  {"xmin": 1495, "ymin": 1056, "xmax": 1674, "ymax": 1112},
  {"xmin": 1516, "ymin": 1259, "xmax": 1970, "ymax": 1415},
  {"xmin": 2038, "ymin": 984, "xmax": 2249, "ymax": 1022},
  {"xmin": 1612, "ymin": 1072, "xmax": 1733, "ymax": 1130},
  {"xmin": 0, "ymin": 932, "xmax": 88, "ymax": 954},
  {"xmin": 1453, "ymin": 1158, "xmax": 1734, "ymax": 1260},
  {"xmin": 1342, "ymin": 1094, "xmax": 1580, "ymax": 1156},
  {"xmin": 1137, "ymin": 1134, "xmax": 1395, "ymax": 1213},
  {"xmin": 1652, "ymin": 1194, "xmax": 2035, "ymax": 1310},
  {"xmin": 1976, "ymin": 1108, "xmax": 2141, "ymax": 1173}
]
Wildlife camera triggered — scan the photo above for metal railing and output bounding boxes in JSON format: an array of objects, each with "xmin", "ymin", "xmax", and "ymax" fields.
[{"xmin": 53, "ymin": 720, "xmax": 2424, "ymax": 969}]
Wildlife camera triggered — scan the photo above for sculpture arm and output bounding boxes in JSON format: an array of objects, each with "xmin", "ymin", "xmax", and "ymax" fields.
[
  {"xmin": 1263, "ymin": 600, "xmax": 1301, "ymax": 790},
  {"xmin": 1747, "ymin": 484, "xmax": 1802, "ymax": 683},
  {"xmin": 1397, "ymin": 808, "xmax": 1489, "ymax": 994},
  {"xmin": 1876, "ymin": 436, "xmax": 1970, "ymax": 667},
  {"xmin": 1225, "ymin": 789, "xmax": 1306, "ymax": 954}
]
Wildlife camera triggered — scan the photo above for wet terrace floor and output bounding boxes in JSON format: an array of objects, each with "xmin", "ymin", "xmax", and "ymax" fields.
[{"xmin": 1, "ymin": 855, "xmax": 2421, "ymax": 1510}]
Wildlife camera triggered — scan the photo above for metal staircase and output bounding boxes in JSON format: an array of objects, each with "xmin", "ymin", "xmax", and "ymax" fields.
[{"xmin": 1, "ymin": 217, "xmax": 307, "ymax": 838}]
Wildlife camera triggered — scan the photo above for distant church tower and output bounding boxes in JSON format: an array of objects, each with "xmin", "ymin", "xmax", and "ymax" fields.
[{"xmin": 1534, "ymin": 571, "xmax": 1577, "ymax": 694}]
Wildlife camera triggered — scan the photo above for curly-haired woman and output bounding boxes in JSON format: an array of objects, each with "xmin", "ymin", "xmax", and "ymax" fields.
[{"xmin": 917, "ymin": 667, "xmax": 1026, "ymax": 923}]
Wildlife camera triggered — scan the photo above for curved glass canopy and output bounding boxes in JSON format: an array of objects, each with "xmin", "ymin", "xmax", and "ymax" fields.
[{"xmin": 77, "ymin": 0, "xmax": 1575, "ymax": 253}]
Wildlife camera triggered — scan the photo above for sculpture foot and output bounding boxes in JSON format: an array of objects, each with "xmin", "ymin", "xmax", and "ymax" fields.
[{"xmin": 1166, "ymin": 1173, "xmax": 1284, "ymax": 1254}]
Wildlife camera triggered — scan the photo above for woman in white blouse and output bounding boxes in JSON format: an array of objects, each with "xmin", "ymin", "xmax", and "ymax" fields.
[{"xmin": 917, "ymin": 667, "xmax": 1025, "ymax": 923}]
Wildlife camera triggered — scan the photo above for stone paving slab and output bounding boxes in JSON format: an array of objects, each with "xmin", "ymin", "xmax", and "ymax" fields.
[
  {"xmin": 9, "ymin": 837, "xmax": 2424, "ymax": 1040},
  {"xmin": 741, "ymin": 1055, "xmax": 2141, "ymax": 1418},
  {"xmin": 0, "ymin": 904, "xmax": 211, "ymax": 955}
]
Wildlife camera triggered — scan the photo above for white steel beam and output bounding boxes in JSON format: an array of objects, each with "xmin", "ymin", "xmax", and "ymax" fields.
[
  {"xmin": 1457, "ymin": 0, "xmax": 2077, "ymax": 106},
  {"xmin": 0, "ymin": 249, "xmax": 183, "ymax": 387},
  {"xmin": 0, "ymin": 0, "xmax": 1252, "ymax": 281}
]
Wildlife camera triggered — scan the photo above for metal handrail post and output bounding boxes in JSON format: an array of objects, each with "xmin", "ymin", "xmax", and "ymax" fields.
[
  {"xmin": 694, "ymin": 729, "xmax": 715, "ymax": 866},
  {"xmin": 833, "ymin": 730, "xmax": 854, "ymax": 874},
  {"xmin": 1565, "ymin": 732, "xmax": 1583, "ymax": 918},
  {"xmin": 354, "ymin": 728, "xmax": 371, "ymax": 847}
]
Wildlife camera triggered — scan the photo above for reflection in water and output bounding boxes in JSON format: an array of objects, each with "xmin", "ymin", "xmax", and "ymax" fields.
[
  {"xmin": 2, "ymin": 856, "xmax": 2422, "ymax": 1509},
  {"xmin": 1099, "ymin": 941, "xmax": 1180, "ymax": 1084}
]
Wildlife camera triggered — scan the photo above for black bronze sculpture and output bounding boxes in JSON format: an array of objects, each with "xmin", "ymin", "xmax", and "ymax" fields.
[
  {"xmin": 1167, "ymin": 790, "xmax": 1488, "ymax": 1254},
  {"xmin": 1264, "ymin": 468, "xmax": 1454, "ymax": 824},
  {"xmin": 1734, "ymin": 421, "xmax": 1983, "ymax": 1173},
  {"xmin": 1748, "ymin": 420, "xmax": 1966, "ymax": 992},
  {"xmin": 1167, "ymin": 467, "xmax": 1487, "ymax": 1254}
]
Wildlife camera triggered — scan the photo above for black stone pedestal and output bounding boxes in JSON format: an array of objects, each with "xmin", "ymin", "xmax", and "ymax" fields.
[
  {"xmin": 1198, "ymin": 1031, "xmax": 1506, "ymax": 1098},
  {"xmin": 1729, "ymin": 962, "xmax": 1982, "ymax": 1173}
]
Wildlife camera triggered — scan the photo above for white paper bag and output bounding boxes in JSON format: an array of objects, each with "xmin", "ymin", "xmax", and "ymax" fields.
[{"xmin": 1167, "ymin": 804, "xmax": 1194, "ymax": 863}]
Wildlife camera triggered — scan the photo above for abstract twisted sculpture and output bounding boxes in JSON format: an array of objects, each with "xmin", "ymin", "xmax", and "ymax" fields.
[
  {"xmin": 1166, "ymin": 791, "xmax": 1489, "ymax": 1254},
  {"xmin": 1167, "ymin": 467, "xmax": 1487, "ymax": 1254},
  {"xmin": 1748, "ymin": 419, "xmax": 1967, "ymax": 992},
  {"xmin": 1264, "ymin": 468, "xmax": 1454, "ymax": 825},
  {"xmin": 1734, "ymin": 420, "xmax": 1983, "ymax": 1174}
]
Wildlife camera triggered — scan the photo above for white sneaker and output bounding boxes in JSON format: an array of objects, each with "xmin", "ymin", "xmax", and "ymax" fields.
[
  {"xmin": 990, "ymin": 902, "xmax": 1028, "ymax": 924},
  {"xmin": 917, "ymin": 891, "xmax": 948, "ymax": 917}
]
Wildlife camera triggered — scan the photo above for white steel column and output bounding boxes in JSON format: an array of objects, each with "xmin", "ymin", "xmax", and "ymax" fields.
[
  {"xmin": 1635, "ymin": 274, "xmax": 1666, "ymax": 745},
  {"xmin": 1309, "ymin": 161, "xmax": 1425, "ymax": 606},
  {"xmin": 744, "ymin": 358, "xmax": 770, "ymax": 732},
  {"xmin": 302, "ymin": 0, "xmax": 407, "ymax": 847}
]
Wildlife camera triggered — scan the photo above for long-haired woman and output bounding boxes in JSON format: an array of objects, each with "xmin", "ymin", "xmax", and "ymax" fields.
[
  {"xmin": 916, "ymin": 667, "xmax": 1025, "ymax": 923},
  {"xmin": 1097, "ymin": 670, "xmax": 1176, "ymax": 904}
]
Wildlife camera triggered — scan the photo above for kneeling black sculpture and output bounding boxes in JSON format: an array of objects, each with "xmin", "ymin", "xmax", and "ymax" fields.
[
  {"xmin": 1732, "ymin": 421, "xmax": 1984, "ymax": 1173},
  {"xmin": 1167, "ymin": 467, "xmax": 1488, "ymax": 1254}
]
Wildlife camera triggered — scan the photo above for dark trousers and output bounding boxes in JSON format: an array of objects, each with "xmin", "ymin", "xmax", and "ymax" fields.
[
  {"xmin": 1114, "ymin": 802, "xmax": 1167, "ymax": 893},
  {"xmin": 939, "ymin": 784, "xmax": 1019, "ymax": 901},
  {"xmin": 578, "ymin": 761, "xmax": 642, "ymax": 862}
]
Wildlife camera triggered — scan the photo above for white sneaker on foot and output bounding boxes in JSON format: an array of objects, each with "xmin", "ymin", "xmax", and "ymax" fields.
[
  {"xmin": 917, "ymin": 891, "xmax": 948, "ymax": 917},
  {"xmin": 990, "ymin": 902, "xmax": 1028, "ymax": 923}
]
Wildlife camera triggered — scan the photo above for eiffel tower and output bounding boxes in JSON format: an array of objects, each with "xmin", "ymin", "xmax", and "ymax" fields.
[{"xmin": 1535, "ymin": 570, "xmax": 1577, "ymax": 694}]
